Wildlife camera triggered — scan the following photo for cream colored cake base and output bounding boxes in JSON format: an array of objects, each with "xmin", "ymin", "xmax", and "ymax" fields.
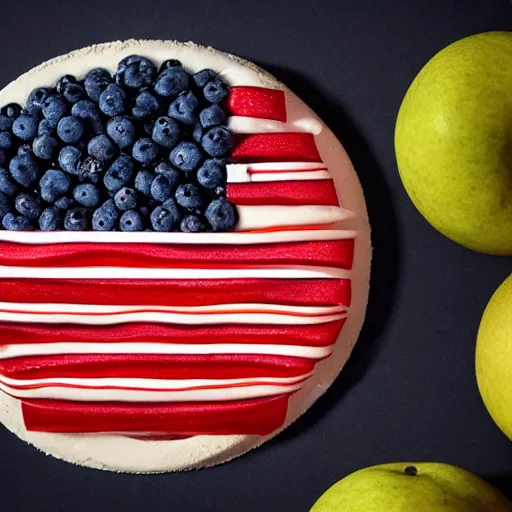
[{"xmin": 0, "ymin": 40, "xmax": 371, "ymax": 473}]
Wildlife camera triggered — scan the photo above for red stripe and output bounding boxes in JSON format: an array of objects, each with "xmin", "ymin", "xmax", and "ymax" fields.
[
  {"xmin": 231, "ymin": 133, "xmax": 322, "ymax": 163},
  {"xmin": 0, "ymin": 319, "xmax": 345, "ymax": 347},
  {"xmin": 228, "ymin": 180, "xmax": 339, "ymax": 206},
  {"xmin": 228, "ymin": 86, "xmax": 287, "ymax": 122},
  {"xmin": 21, "ymin": 395, "xmax": 290, "ymax": 435},
  {"xmin": 0, "ymin": 278, "xmax": 351, "ymax": 307},
  {"xmin": 0, "ymin": 239, "xmax": 352, "ymax": 269},
  {"xmin": 0, "ymin": 353, "xmax": 316, "ymax": 380}
]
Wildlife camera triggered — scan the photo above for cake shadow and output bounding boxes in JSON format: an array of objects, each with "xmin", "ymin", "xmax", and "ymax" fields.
[{"xmin": 254, "ymin": 64, "xmax": 401, "ymax": 441}]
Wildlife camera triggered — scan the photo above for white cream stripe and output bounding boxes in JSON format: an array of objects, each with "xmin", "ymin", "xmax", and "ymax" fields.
[
  {"xmin": 0, "ymin": 380, "xmax": 306, "ymax": 402},
  {"xmin": 0, "ymin": 302, "xmax": 345, "ymax": 316},
  {"xmin": 0, "ymin": 310, "xmax": 345, "ymax": 326},
  {"xmin": 236, "ymin": 205, "xmax": 352, "ymax": 231},
  {"xmin": 0, "ymin": 229, "xmax": 357, "ymax": 245},
  {"xmin": 0, "ymin": 342, "xmax": 334, "ymax": 360},
  {"xmin": 0, "ymin": 265, "xmax": 350, "ymax": 280},
  {"xmin": 226, "ymin": 162, "xmax": 329, "ymax": 183}
]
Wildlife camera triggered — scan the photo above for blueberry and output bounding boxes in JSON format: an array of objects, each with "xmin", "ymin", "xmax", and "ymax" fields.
[
  {"xmin": 159, "ymin": 59, "xmax": 182, "ymax": 73},
  {"xmin": 2, "ymin": 212, "xmax": 34, "ymax": 231},
  {"xmin": 104, "ymin": 155, "xmax": 135, "ymax": 192},
  {"xmin": 154, "ymin": 67, "xmax": 189, "ymax": 98},
  {"xmin": 88, "ymin": 134, "xmax": 117, "ymax": 163},
  {"xmin": 57, "ymin": 115, "xmax": 85, "ymax": 143},
  {"xmin": 38, "ymin": 119, "xmax": 55, "ymax": 136},
  {"xmin": 42, "ymin": 95, "xmax": 68, "ymax": 128},
  {"xmin": 17, "ymin": 144, "xmax": 32, "ymax": 156},
  {"xmin": 64, "ymin": 207, "xmax": 90, "ymax": 231},
  {"xmin": 132, "ymin": 138, "xmax": 159, "ymax": 165},
  {"xmin": 84, "ymin": 68, "xmax": 112, "ymax": 102},
  {"xmin": 114, "ymin": 187, "xmax": 137, "ymax": 211},
  {"xmin": 77, "ymin": 156, "xmax": 104, "ymax": 183},
  {"xmin": 32, "ymin": 134, "xmax": 59, "ymax": 161},
  {"xmin": 0, "ymin": 168, "xmax": 19, "ymax": 196},
  {"xmin": 54, "ymin": 196, "xmax": 74, "ymax": 210},
  {"xmin": 116, "ymin": 55, "xmax": 156, "ymax": 90},
  {"xmin": 205, "ymin": 198, "xmax": 237, "ymax": 231},
  {"xmin": 73, "ymin": 183, "xmax": 101, "ymax": 208},
  {"xmin": 175, "ymin": 183, "xmax": 203, "ymax": 209},
  {"xmin": 132, "ymin": 91, "xmax": 160, "ymax": 120},
  {"xmin": 99, "ymin": 84, "xmax": 127, "ymax": 117},
  {"xmin": 59, "ymin": 146, "xmax": 82, "ymax": 175},
  {"xmin": 151, "ymin": 116, "xmax": 180, "ymax": 148},
  {"xmin": 0, "ymin": 150, "xmax": 7, "ymax": 167},
  {"xmin": 39, "ymin": 206, "xmax": 63, "ymax": 231},
  {"xmin": 71, "ymin": 99, "xmax": 103, "ymax": 134},
  {"xmin": 214, "ymin": 185, "xmax": 226, "ymax": 197},
  {"xmin": 0, "ymin": 103, "xmax": 22, "ymax": 130},
  {"xmin": 56, "ymin": 75, "xmax": 85, "ymax": 104},
  {"xmin": 14, "ymin": 192, "xmax": 42, "ymax": 220},
  {"xmin": 200, "ymin": 104, "xmax": 226, "ymax": 129},
  {"xmin": 201, "ymin": 126, "xmax": 233, "ymax": 157},
  {"xmin": 197, "ymin": 158, "xmax": 226, "ymax": 189},
  {"xmin": 120, "ymin": 209, "xmax": 144, "ymax": 231},
  {"xmin": 92, "ymin": 199, "xmax": 118, "ymax": 231},
  {"xmin": 150, "ymin": 174, "xmax": 173, "ymax": 202},
  {"xmin": 168, "ymin": 91, "xmax": 200, "ymax": 125},
  {"xmin": 0, "ymin": 131, "xmax": 14, "ymax": 150},
  {"xmin": 106, "ymin": 116, "xmax": 136, "ymax": 149},
  {"xmin": 155, "ymin": 161, "xmax": 180, "ymax": 187},
  {"xmin": 9, "ymin": 152, "xmax": 39, "ymax": 187},
  {"xmin": 203, "ymin": 77, "xmax": 229, "ymax": 103},
  {"xmin": 180, "ymin": 214, "xmax": 206, "ymax": 233},
  {"xmin": 0, "ymin": 191, "xmax": 11, "ymax": 220},
  {"xmin": 170, "ymin": 141, "xmax": 203, "ymax": 172},
  {"xmin": 193, "ymin": 69, "xmax": 217, "ymax": 89},
  {"xmin": 26, "ymin": 87, "xmax": 52, "ymax": 116},
  {"xmin": 150, "ymin": 198, "xmax": 181, "ymax": 231},
  {"xmin": 12, "ymin": 114, "xmax": 38, "ymax": 141},
  {"xmin": 192, "ymin": 123, "xmax": 203, "ymax": 143},
  {"xmin": 39, "ymin": 169, "xmax": 72, "ymax": 202},
  {"xmin": 134, "ymin": 169, "xmax": 155, "ymax": 196}
]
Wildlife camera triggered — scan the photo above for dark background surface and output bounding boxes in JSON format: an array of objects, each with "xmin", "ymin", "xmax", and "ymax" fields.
[{"xmin": 1, "ymin": 0, "xmax": 512, "ymax": 510}]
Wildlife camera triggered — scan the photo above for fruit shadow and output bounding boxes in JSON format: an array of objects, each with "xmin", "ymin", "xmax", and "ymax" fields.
[
  {"xmin": 486, "ymin": 475, "xmax": 512, "ymax": 500},
  {"xmin": 254, "ymin": 64, "xmax": 401, "ymax": 440}
]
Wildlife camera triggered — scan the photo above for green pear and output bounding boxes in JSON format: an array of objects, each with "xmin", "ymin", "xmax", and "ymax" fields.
[
  {"xmin": 310, "ymin": 463, "xmax": 512, "ymax": 511},
  {"xmin": 395, "ymin": 32, "xmax": 512, "ymax": 255}
]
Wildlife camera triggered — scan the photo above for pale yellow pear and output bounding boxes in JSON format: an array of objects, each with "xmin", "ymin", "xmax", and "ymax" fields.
[
  {"xmin": 310, "ymin": 463, "xmax": 512, "ymax": 512},
  {"xmin": 476, "ymin": 273, "xmax": 512, "ymax": 438},
  {"xmin": 395, "ymin": 32, "xmax": 512, "ymax": 255}
]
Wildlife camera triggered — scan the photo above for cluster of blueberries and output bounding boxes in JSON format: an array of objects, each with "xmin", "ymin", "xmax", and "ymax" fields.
[{"xmin": 0, "ymin": 55, "xmax": 238, "ymax": 232}]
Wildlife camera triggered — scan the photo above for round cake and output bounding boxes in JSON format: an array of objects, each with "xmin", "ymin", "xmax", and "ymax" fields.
[{"xmin": 0, "ymin": 40, "xmax": 371, "ymax": 472}]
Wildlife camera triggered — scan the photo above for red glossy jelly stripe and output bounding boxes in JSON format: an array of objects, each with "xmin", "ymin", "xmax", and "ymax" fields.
[
  {"xmin": 228, "ymin": 86, "xmax": 287, "ymax": 122},
  {"xmin": 0, "ymin": 319, "xmax": 345, "ymax": 347},
  {"xmin": 0, "ymin": 353, "xmax": 316, "ymax": 380},
  {"xmin": 231, "ymin": 133, "xmax": 322, "ymax": 163},
  {"xmin": 0, "ymin": 239, "xmax": 352, "ymax": 269},
  {"xmin": 0, "ymin": 278, "xmax": 351, "ymax": 307},
  {"xmin": 227, "ymin": 180, "xmax": 339, "ymax": 207},
  {"xmin": 21, "ymin": 395, "xmax": 291, "ymax": 435}
]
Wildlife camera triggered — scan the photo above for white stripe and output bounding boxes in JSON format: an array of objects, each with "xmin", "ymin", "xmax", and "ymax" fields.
[
  {"xmin": 0, "ymin": 265, "xmax": 350, "ymax": 280},
  {"xmin": 0, "ymin": 229, "xmax": 357, "ymax": 245},
  {"xmin": 0, "ymin": 310, "xmax": 344, "ymax": 326},
  {"xmin": 0, "ymin": 342, "xmax": 333, "ymax": 360},
  {"xmin": 227, "ymin": 162, "xmax": 328, "ymax": 183},
  {"xmin": 237, "ymin": 205, "xmax": 353, "ymax": 231},
  {"xmin": 0, "ymin": 380, "xmax": 305, "ymax": 402},
  {"xmin": 0, "ymin": 302, "xmax": 346, "ymax": 315},
  {"xmin": 0, "ymin": 372, "xmax": 312, "ymax": 390},
  {"xmin": 230, "ymin": 170, "xmax": 331, "ymax": 183}
]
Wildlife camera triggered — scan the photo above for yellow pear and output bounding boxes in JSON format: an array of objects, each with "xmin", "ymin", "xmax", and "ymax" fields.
[
  {"xmin": 395, "ymin": 32, "xmax": 512, "ymax": 254},
  {"xmin": 476, "ymin": 273, "xmax": 512, "ymax": 438},
  {"xmin": 310, "ymin": 462, "xmax": 512, "ymax": 511}
]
